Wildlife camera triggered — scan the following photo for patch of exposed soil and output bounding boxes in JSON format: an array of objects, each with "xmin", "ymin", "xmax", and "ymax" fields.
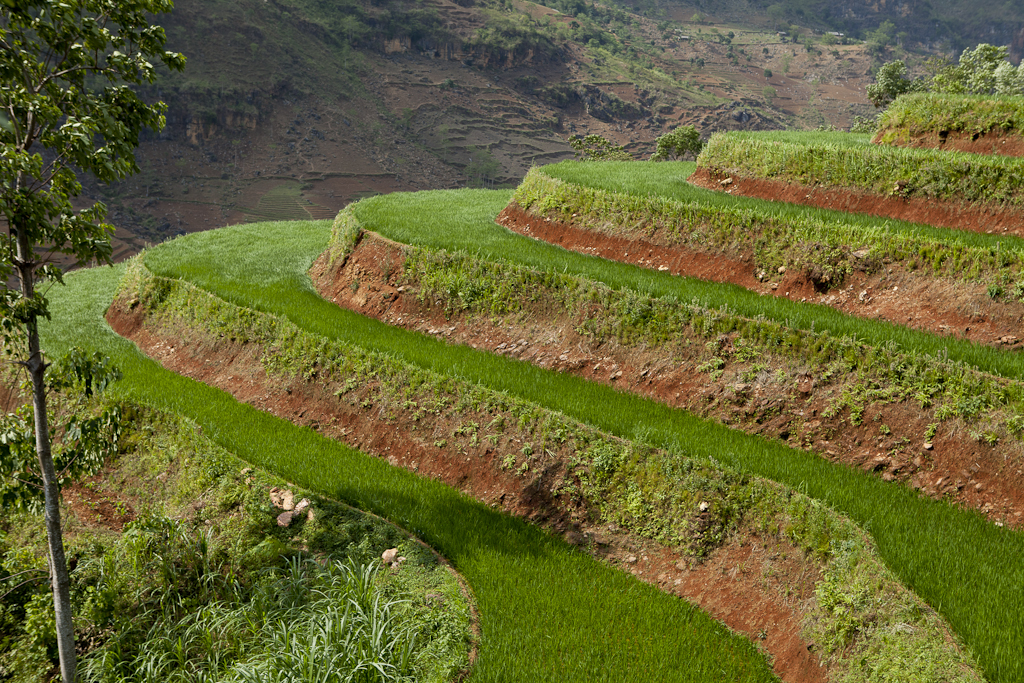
[
  {"xmin": 106, "ymin": 283, "xmax": 828, "ymax": 683},
  {"xmin": 690, "ymin": 166, "xmax": 1024, "ymax": 238},
  {"xmin": 873, "ymin": 128, "xmax": 1024, "ymax": 158},
  {"xmin": 63, "ymin": 475, "xmax": 137, "ymax": 533},
  {"xmin": 311, "ymin": 231, "xmax": 1024, "ymax": 530}
]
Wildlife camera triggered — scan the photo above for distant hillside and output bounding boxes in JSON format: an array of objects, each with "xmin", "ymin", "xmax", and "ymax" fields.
[
  {"xmin": 100, "ymin": 0, "xmax": 918, "ymax": 257},
  {"xmin": 660, "ymin": 0, "xmax": 1024, "ymax": 59}
]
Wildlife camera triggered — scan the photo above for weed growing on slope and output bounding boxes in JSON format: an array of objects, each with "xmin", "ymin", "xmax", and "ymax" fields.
[{"xmin": 327, "ymin": 204, "xmax": 363, "ymax": 267}]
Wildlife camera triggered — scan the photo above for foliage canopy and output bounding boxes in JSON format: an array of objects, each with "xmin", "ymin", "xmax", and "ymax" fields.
[
  {"xmin": 0, "ymin": 2, "xmax": 184, "ymax": 680},
  {"xmin": 651, "ymin": 125, "xmax": 703, "ymax": 161},
  {"xmin": 867, "ymin": 60, "xmax": 926, "ymax": 108},
  {"xmin": 871, "ymin": 44, "xmax": 1024, "ymax": 108}
]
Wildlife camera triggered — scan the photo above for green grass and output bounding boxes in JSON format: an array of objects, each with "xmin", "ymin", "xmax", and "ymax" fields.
[
  {"xmin": 243, "ymin": 182, "xmax": 319, "ymax": 222},
  {"xmin": 698, "ymin": 130, "xmax": 1024, "ymax": 207},
  {"xmin": 529, "ymin": 161, "xmax": 1024, "ymax": 294},
  {"xmin": 125, "ymin": 204, "xmax": 1024, "ymax": 681},
  {"xmin": 540, "ymin": 159, "xmax": 1024, "ymax": 253},
  {"xmin": 61, "ymin": 412, "xmax": 471, "ymax": 683},
  {"xmin": 877, "ymin": 93, "xmax": 1024, "ymax": 142},
  {"xmin": 350, "ymin": 185, "xmax": 1024, "ymax": 389},
  {"xmin": 120, "ymin": 263, "xmax": 986, "ymax": 682},
  {"xmin": 39, "ymin": 263, "xmax": 780, "ymax": 681},
  {"xmin": 400, "ymin": 237, "xmax": 1024, "ymax": 442}
]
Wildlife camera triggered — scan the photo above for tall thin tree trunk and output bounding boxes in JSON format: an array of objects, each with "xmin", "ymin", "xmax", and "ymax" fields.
[{"xmin": 16, "ymin": 231, "xmax": 77, "ymax": 683}]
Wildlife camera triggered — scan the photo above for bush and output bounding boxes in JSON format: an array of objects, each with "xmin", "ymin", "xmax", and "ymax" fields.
[
  {"xmin": 567, "ymin": 134, "xmax": 632, "ymax": 161},
  {"xmin": 651, "ymin": 125, "xmax": 703, "ymax": 161}
]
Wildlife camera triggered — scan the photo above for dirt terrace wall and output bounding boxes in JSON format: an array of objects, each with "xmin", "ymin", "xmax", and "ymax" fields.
[{"xmin": 872, "ymin": 128, "xmax": 1024, "ymax": 158}]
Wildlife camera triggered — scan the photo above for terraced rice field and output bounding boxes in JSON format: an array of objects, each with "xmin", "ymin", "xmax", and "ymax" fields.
[
  {"xmin": 241, "ymin": 181, "xmax": 337, "ymax": 222},
  {"xmin": 38, "ymin": 128, "xmax": 1024, "ymax": 682}
]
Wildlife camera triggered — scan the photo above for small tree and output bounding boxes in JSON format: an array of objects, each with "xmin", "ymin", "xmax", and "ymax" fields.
[
  {"xmin": 651, "ymin": 125, "xmax": 703, "ymax": 161},
  {"xmin": 932, "ymin": 44, "xmax": 1011, "ymax": 95},
  {"xmin": 0, "ymin": 2, "xmax": 184, "ymax": 681},
  {"xmin": 567, "ymin": 134, "xmax": 632, "ymax": 161},
  {"xmin": 866, "ymin": 59, "xmax": 926, "ymax": 107},
  {"xmin": 865, "ymin": 19, "xmax": 897, "ymax": 58},
  {"xmin": 994, "ymin": 60, "xmax": 1024, "ymax": 96},
  {"xmin": 465, "ymin": 146, "xmax": 501, "ymax": 187}
]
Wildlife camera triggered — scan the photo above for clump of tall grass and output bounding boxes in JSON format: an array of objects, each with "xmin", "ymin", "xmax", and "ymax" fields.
[{"xmin": 85, "ymin": 552, "xmax": 418, "ymax": 683}]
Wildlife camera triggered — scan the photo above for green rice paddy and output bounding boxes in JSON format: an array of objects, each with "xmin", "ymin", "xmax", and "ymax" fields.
[
  {"xmin": 40, "ymin": 254, "xmax": 779, "ymax": 682},
  {"xmin": 126, "ymin": 194, "xmax": 1024, "ymax": 680}
]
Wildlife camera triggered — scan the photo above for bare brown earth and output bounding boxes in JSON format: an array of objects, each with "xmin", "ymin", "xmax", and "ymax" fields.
[
  {"xmin": 63, "ymin": 475, "xmax": 137, "ymax": 533},
  {"xmin": 313, "ymin": 231, "xmax": 1024, "ymax": 530},
  {"xmin": 690, "ymin": 166, "xmax": 1024, "ymax": 237},
  {"xmin": 106, "ymin": 280, "xmax": 828, "ymax": 682},
  {"xmin": 873, "ymin": 128, "xmax": 1024, "ymax": 158}
]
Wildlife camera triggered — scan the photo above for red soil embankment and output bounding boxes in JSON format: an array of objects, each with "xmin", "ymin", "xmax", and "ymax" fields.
[
  {"xmin": 497, "ymin": 202, "xmax": 1024, "ymax": 351},
  {"xmin": 690, "ymin": 166, "xmax": 1024, "ymax": 238},
  {"xmin": 106, "ymin": 269, "xmax": 827, "ymax": 683},
  {"xmin": 873, "ymin": 128, "xmax": 1024, "ymax": 158},
  {"xmin": 315, "ymin": 231, "xmax": 1024, "ymax": 527}
]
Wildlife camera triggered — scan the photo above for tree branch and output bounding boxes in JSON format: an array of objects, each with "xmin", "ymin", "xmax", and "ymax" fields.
[
  {"xmin": 10, "ymin": 474, "xmax": 43, "ymax": 490},
  {"xmin": 0, "ymin": 575, "xmax": 47, "ymax": 601},
  {"xmin": 2, "ymin": 567, "xmax": 48, "ymax": 582}
]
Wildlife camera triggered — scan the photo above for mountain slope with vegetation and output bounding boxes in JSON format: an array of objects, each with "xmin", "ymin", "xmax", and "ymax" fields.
[{"xmin": 99, "ymin": 0, "xmax": 883, "ymax": 259}]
